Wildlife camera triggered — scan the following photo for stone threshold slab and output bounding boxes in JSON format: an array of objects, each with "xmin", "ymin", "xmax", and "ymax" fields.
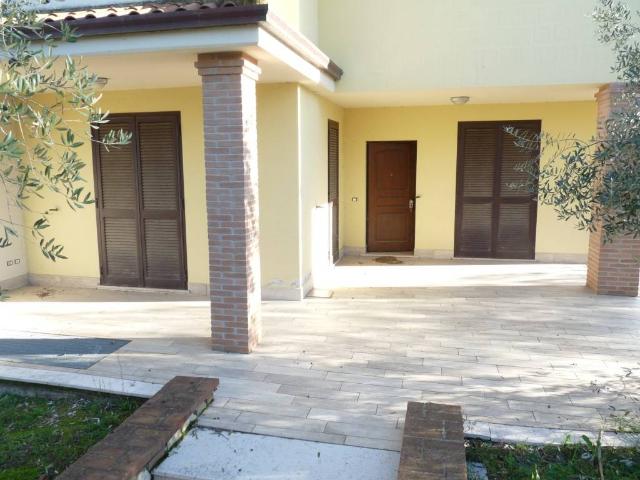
[{"xmin": 154, "ymin": 428, "xmax": 400, "ymax": 480}]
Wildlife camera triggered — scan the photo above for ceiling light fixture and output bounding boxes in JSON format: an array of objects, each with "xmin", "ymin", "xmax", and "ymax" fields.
[{"xmin": 450, "ymin": 96, "xmax": 470, "ymax": 105}]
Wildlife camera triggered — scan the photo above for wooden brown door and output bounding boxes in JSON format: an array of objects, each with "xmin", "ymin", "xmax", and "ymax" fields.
[
  {"xmin": 328, "ymin": 120, "xmax": 340, "ymax": 263},
  {"xmin": 367, "ymin": 141, "xmax": 417, "ymax": 252},
  {"xmin": 94, "ymin": 112, "xmax": 187, "ymax": 289},
  {"xmin": 454, "ymin": 120, "xmax": 540, "ymax": 259}
]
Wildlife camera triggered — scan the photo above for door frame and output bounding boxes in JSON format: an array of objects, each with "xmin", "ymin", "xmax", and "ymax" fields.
[
  {"xmin": 92, "ymin": 111, "xmax": 188, "ymax": 289},
  {"xmin": 365, "ymin": 140, "xmax": 417, "ymax": 253},
  {"xmin": 453, "ymin": 120, "xmax": 540, "ymax": 259}
]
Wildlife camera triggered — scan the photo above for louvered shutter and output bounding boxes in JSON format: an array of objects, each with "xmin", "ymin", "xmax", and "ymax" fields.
[
  {"xmin": 328, "ymin": 120, "xmax": 340, "ymax": 263},
  {"xmin": 137, "ymin": 115, "xmax": 187, "ymax": 289},
  {"xmin": 94, "ymin": 113, "xmax": 187, "ymax": 289},
  {"xmin": 496, "ymin": 123, "xmax": 539, "ymax": 259},
  {"xmin": 95, "ymin": 117, "xmax": 141, "ymax": 286},
  {"xmin": 456, "ymin": 126, "xmax": 497, "ymax": 257},
  {"xmin": 455, "ymin": 121, "xmax": 540, "ymax": 259}
]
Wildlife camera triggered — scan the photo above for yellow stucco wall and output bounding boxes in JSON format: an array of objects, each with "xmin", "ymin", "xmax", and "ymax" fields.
[
  {"xmin": 299, "ymin": 86, "xmax": 344, "ymax": 289},
  {"xmin": 318, "ymin": 0, "xmax": 617, "ymax": 94},
  {"xmin": 257, "ymin": 83, "xmax": 304, "ymax": 296},
  {"xmin": 264, "ymin": 0, "xmax": 319, "ymax": 44},
  {"xmin": 342, "ymin": 101, "xmax": 597, "ymax": 258},
  {"xmin": 23, "ymin": 84, "xmax": 343, "ymax": 296},
  {"xmin": 23, "ymin": 85, "xmax": 594, "ymax": 293}
]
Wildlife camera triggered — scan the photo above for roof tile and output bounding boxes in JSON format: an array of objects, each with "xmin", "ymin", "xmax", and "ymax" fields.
[{"xmin": 41, "ymin": 1, "xmax": 242, "ymax": 22}]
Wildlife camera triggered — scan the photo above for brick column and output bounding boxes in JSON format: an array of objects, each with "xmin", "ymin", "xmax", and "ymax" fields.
[
  {"xmin": 196, "ymin": 52, "xmax": 262, "ymax": 352},
  {"xmin": 586, "ymin": 83, "xmax": 640, "ymax": 296}
]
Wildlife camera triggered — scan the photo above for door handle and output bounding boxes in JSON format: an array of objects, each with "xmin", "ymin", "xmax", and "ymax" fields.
[{"xmin": 409, "ymin": 199, "xmax": 414, "ymax": 210}]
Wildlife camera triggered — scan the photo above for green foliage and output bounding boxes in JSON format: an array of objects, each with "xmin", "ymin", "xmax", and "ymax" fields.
[
  {"xmin": 508, "ymin": 0, "xmax": 640, "ymax": 241},
  {"xmin": 0, "ymin": 392, "xmax": 141, "ymax": 480},
  {"xmin": 466, "ymin": 437, "xmax": 640, "ymax": 480},
  {"xmin": 0, "ymin": 0, "xmax": 131, "ymax": 260}
]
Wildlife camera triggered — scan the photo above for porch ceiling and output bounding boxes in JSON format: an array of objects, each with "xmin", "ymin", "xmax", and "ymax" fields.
[
  {"xmin": 41, "ymin": 4, "xmax": 340, "ymax": 93},
  {"xmin": 328, "ymin": 83, "xmax": 602, "ymax": 108},
  {"xmin": 80, "ymin": 47, "xmax": 308, "ymax": 91}
]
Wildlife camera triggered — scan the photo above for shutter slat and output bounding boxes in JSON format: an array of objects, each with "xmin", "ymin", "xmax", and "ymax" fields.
[
  {"xmin": 139, "ymin": 122, "xmax": 179, "ymax": 210},
  {"xmin": 496, "ymin": 203, "xmax": 531, "ymax": 258},
  {"xmin": 460, "ymin": 203, "xmax": 492, "ymax": 255},
  {"xmin": 500, "ymin": 126, "xmax": 537, "ymax": 197},
  {"xmin": 98, "ymin": 122, "xmax": 136, "ymax": 210},
  {"xmin": 103, "ymin": 218, "xmax": 139, "ymax": 282},
  {"xmin": 462, "ymin": 127, "xmax": 496, "ymax": 197}
]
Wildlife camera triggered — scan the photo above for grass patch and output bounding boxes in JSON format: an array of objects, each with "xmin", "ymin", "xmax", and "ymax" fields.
[
  {"xmin": 0, "ymin": 391, "xmax": 142, "ymax": 480},
  {"xmin": 467, "ymin": 438, "xmax": 640, "ymax": 480}
]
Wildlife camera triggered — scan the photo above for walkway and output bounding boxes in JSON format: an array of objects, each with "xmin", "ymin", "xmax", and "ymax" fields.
[{"xmin": 1, "ymin": 258, "xmax": 639, "ymax": 450}]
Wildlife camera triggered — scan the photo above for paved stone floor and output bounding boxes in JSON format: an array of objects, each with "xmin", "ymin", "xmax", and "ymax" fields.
[{"xmin": 1, "ymin": 258, "xmax": 639, "ymax": 451}]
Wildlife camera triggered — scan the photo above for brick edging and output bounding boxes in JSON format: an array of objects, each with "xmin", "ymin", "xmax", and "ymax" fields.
[
  {"xmin": 58, "ymin": 376, "xmax": 219, "ymax": 480},
  {"xmin": 398, "ymin": 402, "xmax": 467, "ymax": 480}
]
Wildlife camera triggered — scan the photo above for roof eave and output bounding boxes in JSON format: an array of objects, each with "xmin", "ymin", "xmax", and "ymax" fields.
[{"xmin": 39, "ymin": 4, "xmax": 343, "ymax": 81}]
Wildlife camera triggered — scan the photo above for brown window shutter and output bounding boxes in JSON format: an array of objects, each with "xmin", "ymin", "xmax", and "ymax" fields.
[
  {"xmin": 455, "ymin": 121, "xmax": 540, "ymax": 259},
  {"xmin": 137, "ymin": 116, "xmax": 187, "ymax": 290},
  {"xmin": 328, "ymin": 120, "xmax": 340, "ymax": 263},
  {"xmin": 95, "ymin": 118, "xmax": 141, "ymax": 286},
  {"xmin": 93, "ymin": 113, "xmax": 187, "ymax": 290},
  {"xmin": 456, "ymin": 126, "xmax": 498, "ymax": 257}
]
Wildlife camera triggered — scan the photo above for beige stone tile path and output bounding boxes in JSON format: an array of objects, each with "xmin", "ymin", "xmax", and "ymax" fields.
[{"xmin": 1, "ymin": 258, "xmax": 639, "ymax": 451}]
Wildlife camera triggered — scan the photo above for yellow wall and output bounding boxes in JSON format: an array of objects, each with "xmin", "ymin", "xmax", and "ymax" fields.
[
  {"xmin": 299, "ymin": 86, "xmax": 344, "ymax": 288},
  {"xmin": 23, "ymin": 84, "xmax": 592, "ymax": 294},
  {"xmin": 265, "ymin": 0, "xmax": 319, "ymax": 44},
  {"xmin": 257, "ymin": 83, "xmax": 304, "ymax": 297},
  {"xmin": 318, "ymin": 0, "xmax": 617, "ymax": 94},
  {"xmin": 343, "ymin": 101, "xmax": 596, "ymax": 258},
  {"xmin": 23, "ymin": 83, "xmax": 344, "ymax": 298}
]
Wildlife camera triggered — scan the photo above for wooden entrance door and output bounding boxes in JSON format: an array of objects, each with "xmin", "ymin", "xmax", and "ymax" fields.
[
  {"xmin": 366, "ymin": 141, "xmax": 417, "ymax": 252},
  {"xmin": 454, "ymin": 120, "xmax": 540, "ymax": 259},
  {"xmin": 93, "ymin": 112, "xmax": 188, "ymax": 289}
]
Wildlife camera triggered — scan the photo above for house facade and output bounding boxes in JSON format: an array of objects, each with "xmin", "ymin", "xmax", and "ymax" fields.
[{"xmin": 2, "ymin": 0, "xmax": 639, "ymax": 352}]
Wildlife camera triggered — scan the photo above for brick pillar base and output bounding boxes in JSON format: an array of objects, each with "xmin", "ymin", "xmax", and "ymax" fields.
[
  {"xmin": 586, "ymin": 83, "xmax": 640, "ymax": 297},
  {"xmin": 587, "ymin": 227, "xmax": 640, "ymax": 296},
  {"xmin": 196, "ymin": 52, "xmax": 262, "ymax": 352}
]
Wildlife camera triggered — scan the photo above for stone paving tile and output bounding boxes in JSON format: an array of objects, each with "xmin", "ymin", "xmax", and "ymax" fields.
[
  {"xmin": 251, "ymin": 425, "xmax": 347, "ymax": 444},
  {"xmin": 224, "ymin": 399, "xmax": 310, "ymax": 418},
  {"xmin": 197, "ymin": 417, "xmax": 256, "ymax": 433},
  {"xmin": 345, "ymin": 435, "xmax": 402, "ymax": 451},
  {"xmin": 308, "ymin": 408, "xmax": 400, "ymax": 428},
  {"xmin": 236, "ymin": 411, "xmax": 328, "ymax": 432},
  {"xmin": 277, "ymin": 384, "xmax": 360, "ymax": 401},
  {"xmin": 325, "ymin": 421, "xmax": 404, "ymax": 441},
  {"xmin": 292, "ymin": 396, "xmax": 379, "ymax": 414}
]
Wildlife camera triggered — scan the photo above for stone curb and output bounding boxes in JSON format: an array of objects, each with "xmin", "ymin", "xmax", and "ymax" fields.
[
  {"xmin": 0, "ymin": 364, "xmax": 162, "ymax": 398},
  {"xmin": 464, "ymin": 419, "xmax": 640, "ymax": 448}
]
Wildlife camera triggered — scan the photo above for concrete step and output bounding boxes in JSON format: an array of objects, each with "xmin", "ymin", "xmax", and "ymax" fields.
[{"xmin": 153, "ymin": 428, "xmax": 400, "ymax": 480}]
